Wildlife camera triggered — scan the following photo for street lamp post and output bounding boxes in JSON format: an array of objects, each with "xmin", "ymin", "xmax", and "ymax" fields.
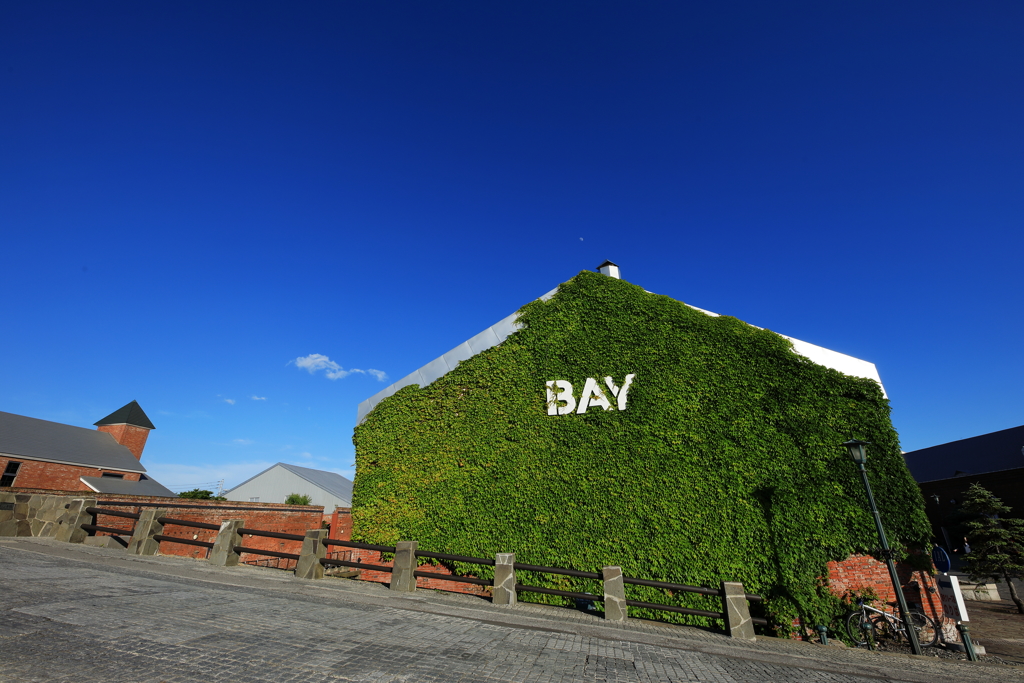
[{"xmin": 843, "ymin": 439, "xmax": 923, "ymax": 656}]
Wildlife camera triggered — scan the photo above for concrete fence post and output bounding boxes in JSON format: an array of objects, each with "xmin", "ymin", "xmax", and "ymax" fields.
[
  {"xmin": 295, "ymin": 529, "xmax": 328, "ymax": 580},
  {"xmin": 721, "ymin": 581, "xmax": 756, "ymax": 640},
  {"xmin": 54, "ymin": 498, "xmax": 97, "ymax": 544},
  {"xmin": 390, "ymin": 540, "xmax": 419, "ymax": 592},
  {"xmin": 127, "ymin": 508, "xmax": 168, "ymax": 556},
  {"xmin": 492, "ymin": 553, "xmax": 517, "ymax": 605},
  {"xmin": 208, "ymin": 519, "xmax": 245, "ymax": 567},
  {"xmin": 602, "ymin": 566, "xmax": 628, "ymax": 622}
]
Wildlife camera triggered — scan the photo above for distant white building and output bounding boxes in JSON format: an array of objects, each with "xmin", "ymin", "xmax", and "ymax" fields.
[{"xmin": 224, "ymin": 463, "xmax": 353, "ymax": 509}]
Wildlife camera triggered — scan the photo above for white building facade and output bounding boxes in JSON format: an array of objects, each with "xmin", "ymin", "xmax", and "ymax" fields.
[{"xmin": 224, "ymin": 463, "xmax": 352, "ymax": 510}]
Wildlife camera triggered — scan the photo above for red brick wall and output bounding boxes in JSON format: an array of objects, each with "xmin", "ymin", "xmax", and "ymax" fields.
[
  {"xmin": 5, "ymin": 479, "xmax": 947, "ymax": 622},
  {"xmin": 827, "ymin": 554, "xmax": 942, "ymax": 623},
  {"xmin": 96, "ymin": 424, "xmax": 151, "ymax": 460},
  {"xmin": 93, "ymin": 496, "xmax": 323, "ymax": 560},
  {"xmin": 5, "ymin": 488, "xmax": 324, "ymax": 562},
  {"xmin": 329, "ymin": 507, "xmax": 352, "ymax": 540},
  {"xmin": 340, "ymin": 547, "xmax": 491, "ymax": 597},
  {"xmin": 0, "ymin": 457, "xmax": 140, "ymax": 492},
  {"xmin": 341, "ymin": 549, "xmax": 943, "ymax": 611}
]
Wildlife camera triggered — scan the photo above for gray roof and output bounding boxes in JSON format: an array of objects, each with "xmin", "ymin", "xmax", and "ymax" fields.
[
  {"xmin": 80, "ymin": 475, "xmax": 175, "ymax": 497},
  {"xmin": 225, "ymin": 462, "xmax": 353, "ymax": 506},
  {"xmin": 903, "ymin": 424, "xmax": 1024, "ymax": 482},
  {"xmin": 0, "ymin": 411, "xmax": 146, "ymax": 473}
]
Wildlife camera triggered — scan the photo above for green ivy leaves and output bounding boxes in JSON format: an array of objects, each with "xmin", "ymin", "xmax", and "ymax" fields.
[{"xmin": 352, "ymin": 271, "xmax": 931, "ymax": 633}]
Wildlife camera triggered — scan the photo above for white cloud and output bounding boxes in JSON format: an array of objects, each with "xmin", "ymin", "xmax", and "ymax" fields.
[
  {"xmin": 292, "ymin": 354, "xmax": 386, "ymax": 382},
  {"xmin": 251, "ymin": 396, "xmax": 266, "ymax": 401},
  {"xmin": 233, "ymin": 439, "xmax": 254, "ymax": 445},
  {"xmin": 223, "ymin": 398, "xmax": 236, "ymax": 405},
  {"xmin": 293, "ymin": 353, "xmax": 348, "ymax": 378}
]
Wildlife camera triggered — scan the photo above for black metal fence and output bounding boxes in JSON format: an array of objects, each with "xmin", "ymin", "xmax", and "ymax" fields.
[{"xmin": 80, "ymin": 506, "xmax": 766, "ymax": 629}]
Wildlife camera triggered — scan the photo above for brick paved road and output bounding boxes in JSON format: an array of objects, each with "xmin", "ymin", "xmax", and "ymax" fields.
[{"xmin": 0, "ymin": 538, "xmax": 1017, "ymax": 683}]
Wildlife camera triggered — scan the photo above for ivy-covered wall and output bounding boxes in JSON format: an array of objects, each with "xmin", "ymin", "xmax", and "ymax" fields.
[{"xmin": 352, "ymin": 271, "xmax": 931, "ymax": 630}]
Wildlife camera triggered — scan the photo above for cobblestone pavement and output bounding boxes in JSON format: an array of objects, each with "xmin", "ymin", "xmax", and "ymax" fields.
[
  {"xmin": 947, "ymin": 569, "xmax": 1024, "ymax": 664},
  {"xmin": 992, "ymin": 575, "xmax": 1024, "ymax": 604},
  {"xmin": 961, "ymin": 599, "xmax": 1024, "ymax": 664},
  {"xmin": 0, "ymin": 538, "xmax": 1019, "ymax": 683}
]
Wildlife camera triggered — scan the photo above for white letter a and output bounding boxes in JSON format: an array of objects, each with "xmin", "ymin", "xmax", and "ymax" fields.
[{"xmin": 577, "ymin": 377, "xmax": 612, "ymax": 414}]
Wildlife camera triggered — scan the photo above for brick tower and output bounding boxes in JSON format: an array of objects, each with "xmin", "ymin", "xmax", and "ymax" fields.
[{"xmin": 94, "ymin": 400, "xmax": 155, "ymax": 460}]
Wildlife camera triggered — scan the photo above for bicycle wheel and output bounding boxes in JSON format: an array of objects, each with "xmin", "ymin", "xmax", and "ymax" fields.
[
  {"xmin": 904, "ymin": 611, "xmax": 939, "ymax": 648},
  {"xmin": 845, "ymin": 611, "xmax": 871, "ymax": 646},
  {"xmin": 870, "ymin": 615, "xmax": 899, "ymax": 644}
]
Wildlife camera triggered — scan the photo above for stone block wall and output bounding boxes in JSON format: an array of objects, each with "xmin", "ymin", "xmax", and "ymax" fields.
[{"xmin": 0, "ymin": 491, "xmax": 73, "ymax": 537}]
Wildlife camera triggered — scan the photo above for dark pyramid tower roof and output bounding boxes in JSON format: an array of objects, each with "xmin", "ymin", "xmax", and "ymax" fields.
[{"xmin": 94, "ymin": 400, "xmax": 155, "ymax": 430}]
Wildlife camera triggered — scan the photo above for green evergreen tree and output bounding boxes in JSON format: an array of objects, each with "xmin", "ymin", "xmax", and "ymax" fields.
[
  {"xmin": 178, "ymin": 488, "xmax": 214, "ymax": 499},
  {"xmin": 960, "ymin": 483, "xmax": 1024, "ymax": 614},
  {"xmin": 284, "ymin": 493, "xmax": 313, "ymax": 505},
  {"xmin": 177, "ymin": 488, "xmax": 226, "ymax": 501}
]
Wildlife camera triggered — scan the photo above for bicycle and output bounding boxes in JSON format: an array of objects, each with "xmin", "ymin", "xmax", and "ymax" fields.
[{"xmin": 845, "ymin": 599, "xmax": 939, "ymax": 648}]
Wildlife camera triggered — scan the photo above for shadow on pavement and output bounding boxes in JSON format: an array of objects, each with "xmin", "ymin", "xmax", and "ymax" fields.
[{"xmin": 962, "ymin": 598, "xmax": 1024, "ymax": 665}]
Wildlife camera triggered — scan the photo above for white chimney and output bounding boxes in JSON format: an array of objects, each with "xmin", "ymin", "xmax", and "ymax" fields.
[{"xmin": 596, "ymin": 260, "xmax": 621, "ymax": 279}]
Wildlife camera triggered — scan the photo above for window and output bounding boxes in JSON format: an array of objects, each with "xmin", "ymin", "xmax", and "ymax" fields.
[
  {"xmin": 249, "ymin": 497, "xmax": 260, "ymax": 502},
  {"xmin": 1, "ymin": 461, "xmax": 21, "ymax": 487},
  {"xmin": 101, "ymin": 472, "xmax": 124, "ymax": 479}
]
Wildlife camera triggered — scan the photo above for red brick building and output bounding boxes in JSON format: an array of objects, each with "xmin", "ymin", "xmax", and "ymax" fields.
[{"xmin": 0, "ymin": 401, "xmax": 174, "ymax": 497}]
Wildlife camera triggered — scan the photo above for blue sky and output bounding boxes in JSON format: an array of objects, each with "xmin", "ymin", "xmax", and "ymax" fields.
[{"xmin": 2, "ymin": 2, "xmax": 1022, "ymax": 492}]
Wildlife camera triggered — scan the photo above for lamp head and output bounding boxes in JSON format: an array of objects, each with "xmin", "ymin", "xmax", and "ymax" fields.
[{"xmin": 843, "ymin": 439, "xmax": 870, "ymax": 465}]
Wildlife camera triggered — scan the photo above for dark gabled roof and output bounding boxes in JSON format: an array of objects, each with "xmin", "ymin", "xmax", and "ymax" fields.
[
  {"xmin": 80, "ymin": 476, "xmax": 175, "ymax": 497},
  {"xmin": 903, "ymin": 424, "xmax": 1024, "ymax": 482},
  {"xmin": 0, "ymin": 411, "xmax": 146, "ymax": 473},
  {"xmin": 225, "ymin": 462, "xmax": 353, "ymax": 506},
  {"xmin": 94, "ymin": 400, "xmax": 155, "ymax": 430},
  {"xmin": 596, "ymin": 259, "xmax": 619, "ymax": 269}
]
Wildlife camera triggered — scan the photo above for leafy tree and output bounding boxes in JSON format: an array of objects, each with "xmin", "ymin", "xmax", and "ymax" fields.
[
  {"xmin": 285, "ymin": 493, "xmax": 313, "ymax": 505},
  {"xmin": 960, "ymin": 483, "xmax": 1024, "ymax": 614},
  {"xmin": 178, "ymin": 488, "xmax": 226, "ymax": 501}
]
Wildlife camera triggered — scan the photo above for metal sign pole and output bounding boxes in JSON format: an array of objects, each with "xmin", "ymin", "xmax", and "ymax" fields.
[{"xmin": 958, "ymin": 623, "xmax": 979, "ymax": 662}]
